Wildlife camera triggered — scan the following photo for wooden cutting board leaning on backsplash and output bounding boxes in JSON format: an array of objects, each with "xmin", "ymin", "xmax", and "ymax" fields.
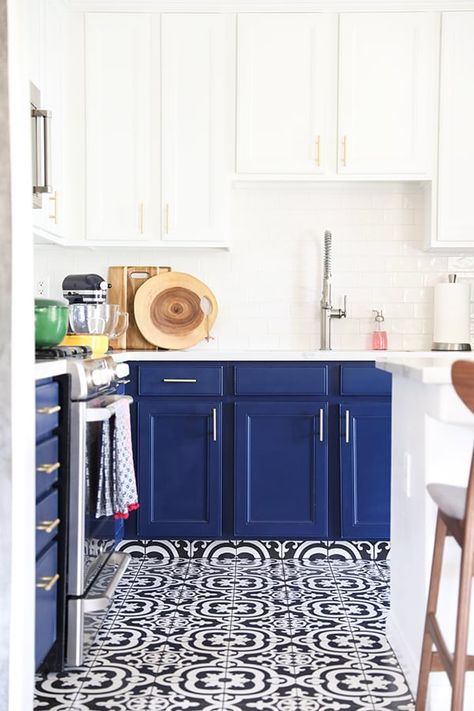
[
  {"xmin": 134, "ymin": 272, "xmax": 218, "ymax": 350},
  {"xmin": 108, "ymin": 266, "xmax": 171, "ymax": 350}
]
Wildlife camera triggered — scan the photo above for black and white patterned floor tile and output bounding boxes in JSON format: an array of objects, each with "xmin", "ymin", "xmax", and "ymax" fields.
[
  {"xmin": 35, "ymin": 557, "xmax": 414, "ymax": 711},
  {"xmin": 117, "ymin": 539, "xmax": 391, "ymax": 562}
]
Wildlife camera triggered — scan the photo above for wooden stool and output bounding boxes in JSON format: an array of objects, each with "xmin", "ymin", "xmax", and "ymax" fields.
[{"xmin": 416, "ymin": 360, "xmax": 474, "ymax": 711}]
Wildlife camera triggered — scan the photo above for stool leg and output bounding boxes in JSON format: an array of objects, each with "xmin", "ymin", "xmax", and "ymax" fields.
[
  {"xmin": 416, "ymin": 512, "xmax": 447, "ymax": 711},
  {"xmin": 451, "ymin": 533, "xmax": 474, "ymax": 711}
]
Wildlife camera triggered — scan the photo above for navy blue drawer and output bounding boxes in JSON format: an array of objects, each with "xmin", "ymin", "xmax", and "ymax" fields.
[
  {"xmin": 340, "ymin": 365, "xmax": 392, "ymax": 396},
  {"xmin": 36, "ymin": 489, "xmax": 59, "ymax": 557},
  {"xmin": 35, "ymin": 542, "xmax": 58, "ymax": 670},
  {"xmin": 138, "ymin": 365, "xmax": 223, "ymax": 396},
  {"xmin": 36, "ymin": 437, "xmax": 60, "ymax": 500},
  {"xmin": 234, "ymin": 366, "xmax": 328, "ymax": 396},
  {"xmin": 36, "ymin": 382, "xmax": 60, "ymax": 439}
]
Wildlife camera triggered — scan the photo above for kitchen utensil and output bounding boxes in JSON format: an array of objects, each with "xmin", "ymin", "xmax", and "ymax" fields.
[
  {"xmin": 35, "ymin": 298, "xmax": 69, "ymax": 348},
  {"xmin": 62, "ymin": 273, "xmax": 110, "ymax": 305},
  {"xmin": 108, "ymin": 266, "xmax": 171, "ymax": 350},
  {"xmin": 134, "ymin": 271, "xmax": 218, "ymax": 350},
  {"xmin": 60, "ymin": 334, "xmax": 109, "ymax": 356}
]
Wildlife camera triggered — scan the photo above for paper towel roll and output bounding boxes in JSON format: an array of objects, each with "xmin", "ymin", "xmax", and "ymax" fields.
[{"xmin": 433, "ymin": 281, "xmax": 471, "ymax": 347}]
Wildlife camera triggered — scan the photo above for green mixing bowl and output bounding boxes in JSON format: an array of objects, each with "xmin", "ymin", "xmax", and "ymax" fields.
[{"xmin": 35, "ymin": 298, "xmax": 69, "ymax": 348}]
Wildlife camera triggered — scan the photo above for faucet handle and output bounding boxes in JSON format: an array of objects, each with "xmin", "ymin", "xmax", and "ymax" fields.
[{"xmin": 341, "ymin": 295, "xmax": 347, "ymax": 318}]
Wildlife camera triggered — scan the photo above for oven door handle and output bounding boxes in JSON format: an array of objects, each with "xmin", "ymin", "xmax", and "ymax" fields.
[
  {"xmin": 83, "ymin": 552, "xmax": 130, "ymax": 613},
  {"xmin": 86, "ymin": 395, "xmax": 133, "ymax": 422}
]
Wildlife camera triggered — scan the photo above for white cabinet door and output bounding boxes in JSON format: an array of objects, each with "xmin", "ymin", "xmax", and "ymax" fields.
[
  {"xmin": 42, "ymin": 0, "xmax": 65, "ymax": 239},
  {"xmin": 161, "ymin": 14, "xmax": 235, "ymax": 243},
  {"xmin": 338, "ymin": 13, "xmax": 439, "ymax": 176},
  {"xmin": 237, "ymin": 14, "xmax": 337, "ymax": 175},
  {"xmin": 436, "ymin": 13, "xmax": 474, "ymax": 247},
  {"xmin": 85, "ymin": 14, "xmax": 153, "ymax": 242}
]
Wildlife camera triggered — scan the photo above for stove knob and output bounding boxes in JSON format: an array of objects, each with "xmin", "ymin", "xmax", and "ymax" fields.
[
  {"xmin": 115, "ymin": 363, "xmax": 129, "ymax": 379},
  {"xmin": 91, "ymin": 369, "xmax": 110, "ymax": 387}
]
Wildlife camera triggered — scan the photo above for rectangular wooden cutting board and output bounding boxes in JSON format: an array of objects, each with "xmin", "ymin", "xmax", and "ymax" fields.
[{"xmin": 108, "ymin": 266, "xmax": 171, "ymax": 350}]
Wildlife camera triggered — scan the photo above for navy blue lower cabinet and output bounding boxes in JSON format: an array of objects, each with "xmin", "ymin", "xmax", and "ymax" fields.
[
  {"xmin": 340, "ymin": 402, "xmax": 391, "ymax": 539},
  {"xmin": 234, "ymin": 402, "xmax": 328, "ymax": 537},
  {"xmin": 137, "ymin": 400, "xmax": 222, "ymax": 538}
]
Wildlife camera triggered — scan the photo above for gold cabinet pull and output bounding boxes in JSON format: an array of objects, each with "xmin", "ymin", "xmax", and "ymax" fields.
[
  {"xmin": 164, "ymin": 203, "xmax": 170, "ymax": 234},
  {"xmin": 36, "ymin": 518, "xmax": 60, "ymax": 534},
  {"xmin": 139, "ymin": 202, "xmax": 144, "ymax": 234},
  {"xmin": 36, "ymin": 573, "xmax": 59, "ymax": 592},
  {"xmin": 341, "ymin": 136, "xmax": 348, "ymax": 167},
  {"xmin": 319, "ymin": 408, "xmax": 324, "ymax": 443},
  {"xmin": 212, "ymin": 408, "xmax": 217, "ymax": 443},
  {"xmin": 315, "ymin": 136, "xmax": 321, "ymax": 167},
  {"xmin": 48, "ymin": 191, "xmax": 58, "ymax": 223},
  {"xmin": 37, "ymin": 405, "xmax": 61, "ymax": 415},
  {"xmin": 37, "ymin": 462, "xmax": 60, "ymax": 475},
  {"xmin": 345, "ymin": 410, "xmax": 350, "ymax": 444}
]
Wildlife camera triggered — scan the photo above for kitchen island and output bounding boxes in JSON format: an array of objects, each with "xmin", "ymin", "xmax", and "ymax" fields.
[{"xmin": 377, "ymin": 356, "xmax": 474, "ymax": 711}]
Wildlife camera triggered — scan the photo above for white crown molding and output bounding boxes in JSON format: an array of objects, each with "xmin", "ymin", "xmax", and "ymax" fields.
[{"xmin": 63, "ymin": 0, "xmax": 474, "ymax": 12}]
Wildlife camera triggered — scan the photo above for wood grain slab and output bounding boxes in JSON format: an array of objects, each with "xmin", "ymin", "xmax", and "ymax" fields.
[
  {"xmin": 108, "ymin": 266, "xmax": 171, "ymax": 350},
  {"xmin": 134, "ymin": 272, "xmax": 218, "ymax": 349}
]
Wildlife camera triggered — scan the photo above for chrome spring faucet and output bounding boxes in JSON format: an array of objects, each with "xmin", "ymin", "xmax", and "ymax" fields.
[{"xmin": 320, "ymin": 230, "xmax": 347, "ymax": 350}]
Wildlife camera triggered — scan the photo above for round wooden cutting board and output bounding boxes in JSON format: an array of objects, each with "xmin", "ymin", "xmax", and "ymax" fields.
[{"xmin": 134, "ymin": 272, "xmax": 218, "ymax": 349}]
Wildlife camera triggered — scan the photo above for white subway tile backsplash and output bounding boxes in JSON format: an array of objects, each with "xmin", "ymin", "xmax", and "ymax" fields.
[{"xmin": 35, "ymin": 182, "xmax": 474, "ymax": 352}]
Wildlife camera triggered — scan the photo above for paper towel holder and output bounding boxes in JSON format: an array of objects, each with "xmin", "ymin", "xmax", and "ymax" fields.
[{"xmin": 432, "ymin": 274, "xmax": 472, "ymax": 351}]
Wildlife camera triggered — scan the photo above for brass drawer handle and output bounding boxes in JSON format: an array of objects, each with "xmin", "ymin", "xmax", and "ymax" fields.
[
  {"xmin": 48, "ymin": 191, "xmax": 58, "ymax": 223},
  {"xmin": 315, "ymin": 135, "xmax": 321, "ymax": 167},
  {"xmin": 162, "ymin": 378, "xmax": 197, "ymax": 384},
  {"xmin": 37, "ymin": 405, "xmax": 61, "ymax": 415},
  {"xmin": 341, "ymin": 135, "xmax": 348, "ymax": 167},
  {"xmin": 36, "ymin": 518, "xmax": 60, "ymax": 534},
  {"xmin": 36, "ymin": 573, "xmax": 59, "ymax": 592},
  {"xmin": 37, "ymin": 462, "xmax": 60, "ymax": 474}
]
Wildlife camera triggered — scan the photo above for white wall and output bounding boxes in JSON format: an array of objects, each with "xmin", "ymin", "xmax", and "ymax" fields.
[
  {"xmin": 35, "ymin": 181, "xmax": 474, "ymax": 351},
  {"xmin": 7, "ymin": 0, "xmax": 37, "ymax": 708}
]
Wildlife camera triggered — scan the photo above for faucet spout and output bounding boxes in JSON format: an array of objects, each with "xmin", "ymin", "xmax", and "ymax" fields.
[{"xmin": 320, "ymin": 231, "xmax": 347, "ymax": 350}]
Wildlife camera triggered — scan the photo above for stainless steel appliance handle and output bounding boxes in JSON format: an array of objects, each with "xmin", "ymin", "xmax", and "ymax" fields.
[
  {"xmin": 86, "ymin": 395, "xmax": 133, "ymax": 422},
  {"xmin": 32, "ymin": 108, "xmax": 52, "ymax": 194},
  {"xmin": 83, "ymin": 552, "xmax": 130, "ymax": 613}
]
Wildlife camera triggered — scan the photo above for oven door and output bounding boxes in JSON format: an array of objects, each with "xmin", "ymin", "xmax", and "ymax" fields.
[
  {"xmin": 83, "ymin": 394, "xmax": 133, "ymax": 589},
  {"xmin": 66, "ymin": 393, "xmax": 133, "ymax": 667}
]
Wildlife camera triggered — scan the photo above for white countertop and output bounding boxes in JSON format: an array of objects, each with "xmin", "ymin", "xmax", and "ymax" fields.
[
  {"xmin": 35, "ymin": 349, "xmax": 469, "ymax": 380},
  {"xmin": 111, "ymin": 349, "xmax": 442, "ymax": 363},
  {"xmin": 35, "ymin": 360, "xmax": 68, "ymax": 380},
  {"xmin": 376, "ymin": 354, "xmax": 474, "ymax": 384}
]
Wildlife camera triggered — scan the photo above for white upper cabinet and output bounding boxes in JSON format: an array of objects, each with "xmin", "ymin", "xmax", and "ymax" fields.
[
  {"xmin": 161, "ymin": 14, "xmax": 235, "ymax": 243},
  {"xmin": 85, "ymin": 14, "xmax": 153, "ymax": 242},
  {"xmin": 237, "ymin": 14, "xmax": 337, "ymax": 175},
  {"xmin": 31, "ymin": 0, "xmax": 66, "ymax": 242},
  {"xmin": 435, "ymin": 12, "xmax": 474, "ymax": 248},
  {"xmin": 338, "ymin": 13, "xmax": 439, "ymax": 176}
]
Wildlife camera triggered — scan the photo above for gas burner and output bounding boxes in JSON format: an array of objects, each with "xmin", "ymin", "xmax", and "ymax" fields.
[{"xmin": 35, "ymin": 345, "xmax": 93, "ymax": 361}]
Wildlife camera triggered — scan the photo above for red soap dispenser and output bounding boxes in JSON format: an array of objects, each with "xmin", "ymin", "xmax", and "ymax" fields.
[{"xmin": 371, "ymin": 309, "xmax": 388, "ymax": 350}]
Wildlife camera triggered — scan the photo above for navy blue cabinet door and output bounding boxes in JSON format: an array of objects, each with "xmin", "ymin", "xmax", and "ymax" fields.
[
  {"xmin": 234, "ymin": 402, "xmax": 328, "ymax": 537},
  {"xmin": 137, "ymin": 401, "xmax": 222, "ymax": 538},
  {"xmin": 340, "ymin": 402, "xmax": 391, "ymax": 539}
]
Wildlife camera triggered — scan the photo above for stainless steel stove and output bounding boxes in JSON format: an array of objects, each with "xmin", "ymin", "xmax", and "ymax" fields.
[{"xmin": 65, "ymin": 356, "xmax": 132, "ymax": 667}]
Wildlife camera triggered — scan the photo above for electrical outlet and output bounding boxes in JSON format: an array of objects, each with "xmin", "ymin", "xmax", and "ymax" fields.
[{"xmin": 36, "ymin": 278, "xmax": 50, "ymax": 297}]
